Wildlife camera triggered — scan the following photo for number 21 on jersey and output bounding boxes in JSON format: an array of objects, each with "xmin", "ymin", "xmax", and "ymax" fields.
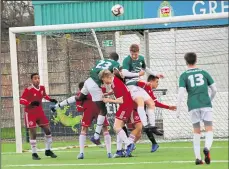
[
  {"xmin": 96, "ymin": 60, "xmax": 112, "ymax": 70},
  {"xmin": 188, "ymin": 74, "xmax": 204, "ymax": 87}
]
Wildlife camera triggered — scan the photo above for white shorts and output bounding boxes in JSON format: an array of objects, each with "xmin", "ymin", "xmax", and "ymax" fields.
[
  {"xmin": 127, "ymin": 85, "xmax": 151, "ymax": 101},
  {"xmin": 190, "ymin": 107, "xmax": 213, "ymax": 124},
  {"xmin": 81, "ymin": 77, "xmax": 103, "ymax": 101}
]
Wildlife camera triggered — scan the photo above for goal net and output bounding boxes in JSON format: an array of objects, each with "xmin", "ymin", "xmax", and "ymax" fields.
[{"xmin": 2, "ymin": 13, "xmax": 228, "ymax": 153}]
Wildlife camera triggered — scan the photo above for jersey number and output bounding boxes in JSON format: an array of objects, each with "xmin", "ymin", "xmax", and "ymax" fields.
[
  {"xmin": 96, "ymin": 60, "xmax": 112, "ymax": 70},
  {"xmin": 188, "ymin": 74, "xmax": 204, "ymax": 87}
]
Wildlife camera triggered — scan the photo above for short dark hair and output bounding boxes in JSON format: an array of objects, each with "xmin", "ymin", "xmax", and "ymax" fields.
[
  {"xmin": 184, "ymin": 52, "xmax": 197, "ymax": 65},
  {"xmin": 78, "ymin": 82, "xmax": 84, "ymax": 90},
  {"xmin": 109, "ymin": 52, "xmax": 119, "ymax": 61},
  {"xmin": 130, "ymin": 44, "xmax": 139, "ymax": 52},
  {"xmin": 31, "ymin": 73, "xmax": 39, "ymax": 79},
  {"xmin": 147, "ymin": 75, "xmax": 159, "ymax": 82}
]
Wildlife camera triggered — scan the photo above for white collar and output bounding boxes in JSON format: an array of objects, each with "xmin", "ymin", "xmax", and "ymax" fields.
[{"xmin": 32, "ymin": 84, "xmax": 40, "ymax": 91}]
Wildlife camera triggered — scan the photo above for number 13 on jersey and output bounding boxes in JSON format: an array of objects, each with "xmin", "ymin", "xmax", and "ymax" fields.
[{"xmin": 188, "ymin": 74, "xmax": 204, "ymax": 87}]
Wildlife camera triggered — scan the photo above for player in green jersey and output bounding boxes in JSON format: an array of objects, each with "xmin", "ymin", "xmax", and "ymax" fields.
[
  {"xmin": 52, "ymin": 52, "xmax": 120, "ymax": 145},
  {"xmin": 122, "ymin": 44, "xmax": 164, "ymax": 135},
  {"xmin": 177, "ymin": 52, "xmax": 217, "ymax": 165},
  {"xmin": 90, "ymin": 58, "xmax": 120, "ymax": 87}
]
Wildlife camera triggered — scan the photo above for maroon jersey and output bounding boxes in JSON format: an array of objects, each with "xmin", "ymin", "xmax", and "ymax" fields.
[
  {"xmin": 20, "ymin": 85, "xmax": 51, "ymax": 112},
  {"xmin": 76, "ymin": 92, "xmax": 95, "ymax": 112},
  {"xmin": 75, "ymin": 92, "xmax": 109, "ymax": 127}
]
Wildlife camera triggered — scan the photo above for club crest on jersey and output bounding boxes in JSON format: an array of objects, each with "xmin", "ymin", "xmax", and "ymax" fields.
[
  {"xmin": 34, "ymin": 94, "xmax": 36, "ymax": 96},
  {"xmin": 134, "ymin": 116, "xmax": 140, "ymax": 120}
]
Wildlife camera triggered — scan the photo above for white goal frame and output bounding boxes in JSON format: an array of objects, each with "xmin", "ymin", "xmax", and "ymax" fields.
[{"xmin": 9, "ymin": 13, "xmax": 228, "ymax": 153}]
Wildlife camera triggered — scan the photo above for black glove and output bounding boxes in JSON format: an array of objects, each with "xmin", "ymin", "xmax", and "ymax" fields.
[
  {"xmin": 50, "ymin": 99, "xmax": 58, "ymax": 104},
  {"xmin": 50, "ymin": 105, "xmax": 57, "ymax": 113},
  {"xmin": 30, "ymin": 101, "xmax": 40, "ymax": 107}
]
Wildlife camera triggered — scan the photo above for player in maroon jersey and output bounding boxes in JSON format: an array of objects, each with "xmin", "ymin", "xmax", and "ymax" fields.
[
  {"xmin": 20, "ymin": 73, "xmax": 58, "ymax": 160},
  {"xmin": 137, "ymin": 75, "xmax": 176, "ymax": 152},
  {"xmin": 76, "ymin": 82, "xmax": 112, "ymax": 159},
  {"xmin": 99, "ymin": 69, "xmax": 141, "ymax": 157}
]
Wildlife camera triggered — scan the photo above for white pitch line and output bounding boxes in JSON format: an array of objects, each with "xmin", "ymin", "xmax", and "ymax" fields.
[
  {"xmin": 3, "ymin": 160, "xmax": 229, "ymax": 167},
  {"xmin": 1, "ymin": 146, "xmax": 227, "ymax": 155}
]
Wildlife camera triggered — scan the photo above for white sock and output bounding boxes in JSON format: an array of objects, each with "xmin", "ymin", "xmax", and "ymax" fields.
[
  {"xmin": 193, "ymin": 133, "xmax": 201, "ymax": 159},
  {"xmin": 117, "ymin": 129, "xmax": 131, "ymax": 146},
  {"xmin": 58, "ymin": 96, "xmax": 76, "ymax": 107},
  {"xmin": 128, "ymin": 134, "xmax": 136, "ymax": 144},
  {"xmin": 137, "ymin": 107, "xmax": 148, "ymax": 127},
  {"xmin": 104, "ymin": 132, "xmax": 111, "ymax": 154},
  {"xmin": 45, "ymin": 135, "xmax": 53, "ymax": 150},
  {"xmin": 116, "ymin": 135, "xmax": 123, "ymax": 151},
  {"xmin": 205, "ymin": 131, "xmax": 213, "ymax": 150},
  {"xmin": 79, "ymin": 133, "xmax": 86, "ymax": 154},
  {"xmin": 94, "ymin": 115, "xmax": 105, "ymax": 139},
  {"xmin": 146, "ymin": 108, "xmax": 155, "ymax": 126},
  {"xmin": 30, "ymin": 140, "xmax": 37, "ymax": 154}
]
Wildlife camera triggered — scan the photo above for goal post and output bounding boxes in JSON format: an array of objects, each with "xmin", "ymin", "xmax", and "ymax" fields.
[{"xmin": 8, "ymin": 13, "xmax": 228, "ymax": 153}]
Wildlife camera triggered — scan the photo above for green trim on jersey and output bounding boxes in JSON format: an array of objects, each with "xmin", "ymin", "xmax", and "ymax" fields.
[
  {"xmin": 122, "ymin": 55, "xmax": 146, "ymax": 85},
  {"xmin": 90, "ymin": 59, "xmax": 120, "ymax": 86},
  {"xmin": 179, "ymin": 68, "xmax": 214, "ymax": 111}
]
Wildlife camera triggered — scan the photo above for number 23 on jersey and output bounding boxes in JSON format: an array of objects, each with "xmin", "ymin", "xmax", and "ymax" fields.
[{"xmin": 96, "ymin": 60, "xmax": 112, "ymax": 70}]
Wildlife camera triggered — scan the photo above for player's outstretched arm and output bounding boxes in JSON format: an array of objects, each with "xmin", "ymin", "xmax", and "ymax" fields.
[
  {"xmin": 176, "ymin": 87, "xmax": 186, "ymax": 118},
  {"xmin": 52, "ymin": 96, "xmax": 77, "ymax": 112},
  {"xmin": 122, "ymin": 69, "xmax": 140, "ymax": 77},
  {"xmin": 102, "ymin": 97, "xmax": 123, "ymax": 104},
  {"xmin": 153, "ymin": 95, "xmax": 176, "ymax": 110},
  {"xmin": 209, "ymin": 83, "xmax": 217, "ymax": 101},
  {"xmin": 42, "ymin": 86, "xmax": 58, "ymax": 103}
]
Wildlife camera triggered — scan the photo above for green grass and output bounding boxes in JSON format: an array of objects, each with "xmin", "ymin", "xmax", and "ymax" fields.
[
  {"xmin": 1, "ymin": 127, "xmax": 42, "ymax": 139},
  {"xmin": 1, "ymin": 141, "xmax": 228, "ymax": 169}
]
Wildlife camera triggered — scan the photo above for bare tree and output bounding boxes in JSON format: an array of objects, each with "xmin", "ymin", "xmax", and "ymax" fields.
[{"xmin": 1, "ymin": 1, "xmax": 34, "ymax": 31}]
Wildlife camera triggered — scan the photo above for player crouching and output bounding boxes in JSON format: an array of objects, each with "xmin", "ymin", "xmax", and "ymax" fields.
[
  {"xmin": 20, "ymin": 73, "xmax": 57, "ymax": 160},
  {"xmin": 99, "ymin": 70, "xmax": 140, "ymax": 157},
  {"xmin": 51, "ymin": 82, "xmax": 112, "ymax": 159},
  {"xmin": 76, "ymin": 82, "xmax": 112, "ymax": 159}
]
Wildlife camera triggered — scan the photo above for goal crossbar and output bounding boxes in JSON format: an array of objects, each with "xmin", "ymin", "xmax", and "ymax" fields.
[{"xmin": 9, "ymin": 13, "xmax": 228, "ymax": 33}]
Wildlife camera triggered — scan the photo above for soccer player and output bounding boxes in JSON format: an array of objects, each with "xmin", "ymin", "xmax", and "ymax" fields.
[
  {"xmin": 75, "ymin": 82, "xmax": 112, "ymax": 159},
  {"xmin": 138, "ymin": 75, "xmax": 176, "ymax": 152},
  {"xmin": 53, "ymin": 52, "xmax": 120, "ymax": 145},
  {"xmin": 113, "ymin": 110, "xmax": 142, "ymax": 158},
  {"xmin": 122, "ymin": 44, "xmax": 164, "ymax": 135},
  {"xmin": 99, "ymin": 70, "xmax": 138, "ymax": 157},
  {"xmin": 176, "ymin": 52, "xmax": 217, "ymax": 165},
  {"xmin": 20, "ymin": 73, "xmax": 58, "ymax": 160}
]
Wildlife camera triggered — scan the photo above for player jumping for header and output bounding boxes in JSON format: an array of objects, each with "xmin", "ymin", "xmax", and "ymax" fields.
[
  {"xmin": 51, "ymin": 52, "xmax": 120, "ymax": 145},
  {"xmin": 99, "ymin": 69, "xmax": 138, "ymax": 157},
  {"xmin": 70, "ymin": 82, "xmax": 112, "ymax": 159},
  {"xmin": 20, "ymin": 73, "xmax": 58, "ymax": 160},
  {"xmin": 122, "ymin": 44, "xmax": 164, "ymax": 135},
  {"xmin": 176, "ymin": 52, "xmax": 217, "ymax": 165}
]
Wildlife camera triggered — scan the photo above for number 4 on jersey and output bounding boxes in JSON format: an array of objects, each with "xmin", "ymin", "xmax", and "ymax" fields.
[{"xmin": 188, "ymin": 74, "xmax": 204, "ymax": 87}]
